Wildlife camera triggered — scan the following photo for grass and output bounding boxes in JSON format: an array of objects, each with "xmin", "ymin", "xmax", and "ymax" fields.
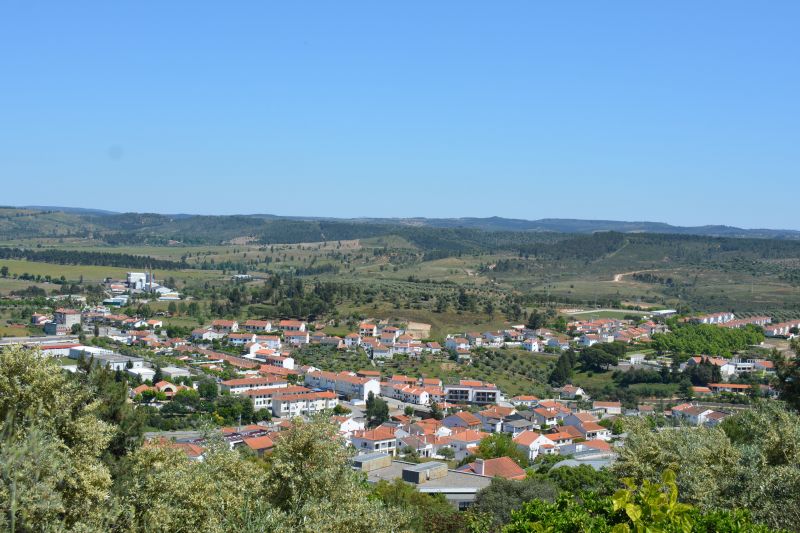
[
  {"xmin": 570, "ymin": 369, "xmax": 617, "ymax": 393},
  {"xmin": 0, "ymin": 325, "xmax": 35, "ymax": 337},
  {"xmin": 334, "ymin": 302, "xmax": 513, "ymax": 340}
]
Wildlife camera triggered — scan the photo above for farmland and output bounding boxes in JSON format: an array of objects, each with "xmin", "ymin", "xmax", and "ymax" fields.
[{"xmin": 2, "ymin": 209, "xmax": 800, "ymax": 335}]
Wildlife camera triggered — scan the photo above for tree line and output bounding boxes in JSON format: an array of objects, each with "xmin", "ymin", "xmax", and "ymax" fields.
[{"xmin": 0, "ymin": 247, "xmax": 189, "ymax": 270}]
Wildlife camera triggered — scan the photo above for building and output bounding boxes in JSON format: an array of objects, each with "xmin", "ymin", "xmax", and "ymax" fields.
[
  {"xmin": 271, "ymin": 390, "xmax": 338, "ymax": 417},
  {"xmin": 444, "ymin": 380, "xmax": 501, "ymax": 405},
  {"xmin": 227, "ymin": 332, "xmax": 257, "ymax": 345},
  {"xmin": 35, "ymin": 342, "xmax": 80, "ymax": 357},
  {"xmin": 243, "ymin": 320, "xmax": 273, "ymax": 332},
  {"xmin": 708, "ymin": 383, "xmax": 752, "ymax": 394},
  {"xmin": 445, "ymin": 337, "xmax": 470, "ymax": 351},
  {"xmin": 279, "ymin": 320, "xmax": 306, "ymax": 332},
  {"xmin": 262, "ymin": 354, "xmax": 295, "ymax": 370},
  {"xmin": 244, "ymin": 385, "xmax": 310, "ymax": 411},
  {"xmin": 161, "ymin": 366, "xmax": 192, "ymax": 380},
  {"xmin": 243, "ymin": 435, "xmax": 275, "ymax": 456},
  {"xmin": 352, "ymin": 426, "xmax": 398, "ymax": 456},
  {"xmin": 45, "ymin": 308, "xmax": 82, "ymax": 335},
  {"xmin": 509, "ymin": 395, "xmax": 540, "ymax": 408},
  {"xmin": 126, "ymin": 272, "xmax": 149, "ymax": 290},
  {"xmin": 211, "ymin": 320, "xmax": 239, "ymax": 333},
  {"xmin": 73, "ymin": 351, "xmax": 143, "ymax": 371},
  {"xmin": 285, "ymin": 332, "xmax": 310, "ymax": 346},
  {"xmin": 255, "ymin": 335, "xmax": 282, "ymax": 350},
  {"xmin": 556, "ymin": 384, "xmax": 587, "ymax": 400},
  {"xmin": 304, "ymin": 370, "xmax": 381, "ymax": 401},
  {"xmin": 671, "ymin": 403, "xmax": 715, "ymax": 425},
  {"xmin": 521, "ymin": 338, "xmax": 540, "ymax": 352},
  {"xmin": 513, "ymin": 430, "xmax": 557, "ymax": 461},
  {"xmin": 359, "ymin": 323, "xmax": 378, "ymax": 336},
  {"xmin": 355, "ymin": 456, "xmax": 492, "ymax": 509},
  {"xmin": 191, "ymin": 328, "xmax": 224, "ymax": 341},
  {"xmin": 126, "ymin": 366, "xmax": 156, "ymax": 381},
  {"xmin": 562, "ymin": 413, "xmax": 612, "ymax": 441},
  {"xmin": 457, "ymin": 457, "xmax": 526, "ymax": 480},
  {"xmin": 448, "ymin": 429, "xmax": 489, "ymax": 460},
  {"xmin": 690, "ymin": 312, "xmax": 736, "ymax": 325},
  {"xmin": 382, "ymin": 383, "xmax": 430, "ymax": 405},
  {"xmin": 442, "ymin": 411, "xmax": 482, "ymax": 431},
  {"xmin": 593, "ymin": 401, "xmax": 622, "ymax": 416},
  {"xmin": 220, "ymin": 376, "xmax": 288, "ymax": 395}
]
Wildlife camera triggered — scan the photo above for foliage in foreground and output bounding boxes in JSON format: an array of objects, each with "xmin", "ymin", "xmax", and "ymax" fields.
[
  {"xmin": 612, "ymin": 402, "xmax": 800, "ymax": 531},
  {"xmin": 0, "ymin": 345, "xmax": 795, "ymax": 533},
  {"xmin": 0, "ymin": 346, "xmax": 408, "ymax": 532},
  {"xmin": 503, "ymin": 470, "xmax": 776, "ymax": 533}
]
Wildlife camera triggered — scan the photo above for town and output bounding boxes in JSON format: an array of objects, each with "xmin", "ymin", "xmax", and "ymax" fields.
[{"xmin": 3, "ymin": 267, "xmax": 797, "ymax": 514}]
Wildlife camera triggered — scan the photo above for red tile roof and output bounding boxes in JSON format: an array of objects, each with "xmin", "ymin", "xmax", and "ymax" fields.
[
  {"xmin": 459, "ymin": 456, "xmax": 526, "ymax": 480},
  {"xmin": 243, "ymin": 435, "xmax": 274, "ymax": 451},
  {"xmin": 352, "ymin": 427, "xmax": 396, "ymax": 441}
]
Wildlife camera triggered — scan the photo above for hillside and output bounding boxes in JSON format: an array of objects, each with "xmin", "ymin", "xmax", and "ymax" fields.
[
  {"xmin": 3, "ymin": 207, "xmax": 800, "ymax": 313},
  {"xmin": 3, "ymin": 207, "xmax": 799, "ymax": 243}
]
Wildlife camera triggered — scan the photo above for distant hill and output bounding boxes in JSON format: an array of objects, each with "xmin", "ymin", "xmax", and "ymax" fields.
[
  {"xmin": 2, "ymin": 206, "xmax": 799, "ymax": 243},
  {"xmin": 21, "ymin": 205, "xmax": 120, "ymax": 216},
  {"xmin": 347, "ymin": 216, "xmax": 800, "ymax": 239}
]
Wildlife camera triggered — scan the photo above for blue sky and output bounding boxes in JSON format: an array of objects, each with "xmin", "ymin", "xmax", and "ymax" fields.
[{"xmin": 1, "ymin": 2, "xmax": 798, "ymax": 228}]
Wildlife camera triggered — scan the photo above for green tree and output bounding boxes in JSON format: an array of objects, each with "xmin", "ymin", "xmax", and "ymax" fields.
[
  {"xmin": 438, "ymin": 446, "xmax": 455, "ymax": 460},
  {"xmin": 173, "ymin": 388, "xmax": 201, "ymax": 410},
  {"xmin": 580, "ymin": 347, "xmax": 619, "ymax": 371},
  {"xmin": 264, "ymin": 416, "xmax": 410, "ymax": 532},
  {"xmin": 366, "ymin": 392, "xmax": 389, "ymax": 427},
  {"xmin": 543, "ymin": 464, "xmax": 617, "ymax": 496},
  {"xmin": 526, "ymin": 309, "xmax": 546, "ymax": 330},
  {"xmin": 198, "ymin": 379, "xmax": 218, "ymax": 400},
  {"xmin": 472, "ymin": 476, "xmax": 559, "ymax": 530},
  {"xmin": 773, "ymin": 342, "xmax": 800, "ymax": 411},
  {"xmin": 0, "ymin": 346, "xmax": 115, "ymax": 529},
  {"xmin": 613, "ymin": 404, "xmax": 800, "ymax": 530},
  {"xmin": 504, "ymin": 469, "xmax": 772, "ymax": 533},
  {"xmin": 114, "ymin": 436, "xmax": 276, "ymax": 532},
  {"xmin": 373, "ymin": 478, "xmax": 464, "ymax": 533},
  {"xmin": 476, "ymin": 433, "xmax": 529, "ymax": 466}
]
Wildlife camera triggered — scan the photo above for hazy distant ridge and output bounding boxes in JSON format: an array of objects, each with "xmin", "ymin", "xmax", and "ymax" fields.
[{"xmin": 12, "ymin": 206, "xmax": 800, "ymax": 240}]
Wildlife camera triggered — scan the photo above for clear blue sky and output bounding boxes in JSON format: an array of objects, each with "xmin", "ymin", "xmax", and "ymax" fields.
[{"xmin": 2, "ymin": 2, "xmax": 798, "ymax": 228}]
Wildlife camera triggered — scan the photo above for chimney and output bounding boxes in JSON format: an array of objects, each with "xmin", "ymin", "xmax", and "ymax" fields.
[{"xmin": 475, "ymin": 458, "xmax": 485, "ymax": 476}]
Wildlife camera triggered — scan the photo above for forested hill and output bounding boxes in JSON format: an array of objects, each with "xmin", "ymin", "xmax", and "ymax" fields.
[{"xmin": 3, "ymin": 206, "xmax": 799, "ymax": 242}]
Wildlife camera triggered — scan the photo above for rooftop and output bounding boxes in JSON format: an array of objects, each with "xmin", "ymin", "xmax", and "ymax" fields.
[{"xmin": 361, "ymin": 460, "xmax": 492, "ymax": 494}]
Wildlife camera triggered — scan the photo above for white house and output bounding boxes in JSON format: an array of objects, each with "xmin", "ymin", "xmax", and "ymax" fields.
[
  {"xmin": 445, "ymin": 337, "xmax": 470, "ymax": 351},
  {"xmin": 351, "ymin": 426, "xmax": 397, "ymax": 456},
  {"xmin": 255, "ymin": 335, "xmax": 282, "ymax": 350},
  {"xmin": 513, "ymin": 431, "xmax": 557, "ymax": 461},
  {"xmin": 243, "ymin": 320, "xmax": 273, "ymax": 333},
  {"xmin": 285, "ymin": 332, "xmax": 310, "ymax": 346},
  {"xmin": 522, "ymin": 338, "xmax": 540, "ymax": 352},
  {"xmin": 271, "ymin": 390, "xmax": 338, "ymax": 418},
  {"xmin": 227, "ymin": 333, "xmax": 257, "ymax": 346},
  {"xmin": 593, "ymin": 401, "xmax": 622, "ymax": 416},
  {"xmin": 220, "ymin": 376, "xmax": 288, "ymax": 395}
]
